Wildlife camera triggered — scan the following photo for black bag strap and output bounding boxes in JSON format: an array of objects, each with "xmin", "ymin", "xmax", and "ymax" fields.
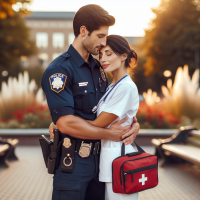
[{"xmin": 121, "ymin": 142, "xmax": 146, "ymax": 156}]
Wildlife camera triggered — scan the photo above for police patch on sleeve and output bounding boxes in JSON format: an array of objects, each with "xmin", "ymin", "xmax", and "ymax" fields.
[{"xmin": 49, "ymin": 73, "xmax": 67, "ymax": 93}]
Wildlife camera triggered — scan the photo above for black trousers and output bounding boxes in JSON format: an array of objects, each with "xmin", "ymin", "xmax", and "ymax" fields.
[{"xmin": 52, "ymin": 152, "xmax": 105, "ymax": 200}]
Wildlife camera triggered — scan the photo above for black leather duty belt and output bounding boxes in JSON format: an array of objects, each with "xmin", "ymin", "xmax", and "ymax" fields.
[
  {"xmin": 61, "ymin": 138, "xmax": 101, "ymax": 173},
  {"xmin": 75, "ymin": 141, "xmax": 101, "ymax": 156}
]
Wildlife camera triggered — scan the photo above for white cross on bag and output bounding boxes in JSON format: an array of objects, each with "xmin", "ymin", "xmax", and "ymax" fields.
[{"xmin": 139, "ymin": 174, "xmax": 148, "ymax": 185}]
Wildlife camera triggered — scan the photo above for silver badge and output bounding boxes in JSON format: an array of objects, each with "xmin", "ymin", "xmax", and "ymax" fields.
[{"xmin": 79, "ymin": 141, "xmax": 92, "ymax": 158}]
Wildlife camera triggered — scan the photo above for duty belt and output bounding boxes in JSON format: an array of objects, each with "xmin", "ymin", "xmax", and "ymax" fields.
[{"xmin": 61, "ymin": 137, "xmax": 100, "ymax": 173}]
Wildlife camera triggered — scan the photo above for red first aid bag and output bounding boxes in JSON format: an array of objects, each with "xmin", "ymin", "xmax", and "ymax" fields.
[{"xmin": 112, "ymin": 143, "xmax": 158, "ymax": 194}]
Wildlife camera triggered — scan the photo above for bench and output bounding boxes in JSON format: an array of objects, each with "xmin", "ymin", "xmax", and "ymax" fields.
[
  {"xmin": 0, "ymin": 144, "xmax": 10, "ymax": 167},
  {"xmin": 0, "ymin": 138, "xmax": 19, "ymax": 167},
  {"xmin": 5, "ymin": 138, "xmax": 19, "ymax": 160},
  {"xmin": 151, "ymin": 126, "xmax": 200, "ymax": 166}
]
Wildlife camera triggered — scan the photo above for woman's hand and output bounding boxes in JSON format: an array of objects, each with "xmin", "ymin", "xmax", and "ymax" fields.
[
  {"xmin": 122, "ymin": 116, "xmax": 140, "ymax": 145},
  {"xmin": 49, "ymin": 122, "xmax": 58, "ymax": 139}
]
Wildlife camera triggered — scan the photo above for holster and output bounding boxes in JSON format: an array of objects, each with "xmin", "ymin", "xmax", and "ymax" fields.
[
  {"xmin": 39, "ymin": 129, "xmax": 62, "ymax": 174},
  {"xmin": 61, "ymin": 138, "xmax": 76, "ymax": 173}
]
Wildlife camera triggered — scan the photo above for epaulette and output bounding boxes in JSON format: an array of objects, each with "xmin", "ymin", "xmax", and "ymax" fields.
[{"xmin": 48, "ymin": 51, "xmax": 71, "ymax": 69}]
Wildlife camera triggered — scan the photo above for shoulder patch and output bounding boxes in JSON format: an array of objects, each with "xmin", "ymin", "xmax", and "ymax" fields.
[{"xmin": 49, "ymin": 73, "xmax": 67, "ymax": 93}]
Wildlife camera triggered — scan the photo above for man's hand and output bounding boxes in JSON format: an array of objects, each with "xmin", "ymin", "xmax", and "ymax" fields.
[
  {"xmin": 109, "ymin": 118, "xmax": 131, "ymax": 142},
  {"xmin": 49, "ymin": 122, "xmax": 58, "ymax": 139},
  {"xmin": 122, "ymin": 117, "xmax": 140, "ymax": 145}
]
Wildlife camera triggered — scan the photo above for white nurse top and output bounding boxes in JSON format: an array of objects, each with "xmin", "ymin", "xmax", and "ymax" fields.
[{"xmin": 97, "ymin": 75, "xmax": 139, "ymax": 183}]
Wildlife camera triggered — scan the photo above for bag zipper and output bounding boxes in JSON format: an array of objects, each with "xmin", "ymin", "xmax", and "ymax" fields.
[
  {"xmin": 119, "ymin": 155, "xmax": 153, "ymax": 185},
  {"xmin": 124, "ymin": 164, "xmax": 157, "ymax": 183}
]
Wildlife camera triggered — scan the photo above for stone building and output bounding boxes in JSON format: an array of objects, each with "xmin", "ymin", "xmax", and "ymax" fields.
[{"xmin": 23, "ymin": 11, "xmax": 75, "ymax": 68}]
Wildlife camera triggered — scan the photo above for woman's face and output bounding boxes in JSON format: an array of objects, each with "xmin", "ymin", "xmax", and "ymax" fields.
[{"xmin": 99, "ymin": 46, "xmax": 122, "ymax": 73}]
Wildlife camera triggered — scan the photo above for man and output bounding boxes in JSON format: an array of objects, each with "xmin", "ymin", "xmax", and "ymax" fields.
[{"xmin": 41, "ymin": 4, "xmax": 140, "ymax": 200}]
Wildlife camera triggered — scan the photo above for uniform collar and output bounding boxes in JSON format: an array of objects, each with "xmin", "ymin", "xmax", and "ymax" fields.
[{"xmin": 67, "ymin": 44, "xmax": 98, "ymax": 69}]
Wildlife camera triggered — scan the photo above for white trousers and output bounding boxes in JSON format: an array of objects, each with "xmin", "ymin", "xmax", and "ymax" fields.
[{"xmin": 105, "ymin": 182, "xmax": 139, "ymax": 200}]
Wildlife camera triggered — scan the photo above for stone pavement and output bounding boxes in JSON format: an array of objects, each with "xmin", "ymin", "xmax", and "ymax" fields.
[{"xmin": 0, "ymin": 146, "xmax": 200, "ymax": 200}]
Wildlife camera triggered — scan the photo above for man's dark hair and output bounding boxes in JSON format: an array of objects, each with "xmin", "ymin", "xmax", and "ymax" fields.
[{"xmin": 73, "ymin": 4, "xmax": 115, "ymax": 37}]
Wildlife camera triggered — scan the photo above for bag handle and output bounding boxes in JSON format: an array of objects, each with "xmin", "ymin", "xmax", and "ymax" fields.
[{"xmin": 121, "ymin": 142, "xmax": 146, "ymax": 157}]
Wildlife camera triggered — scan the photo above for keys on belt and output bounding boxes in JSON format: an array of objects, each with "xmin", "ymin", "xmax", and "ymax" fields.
[{"xmin": 75, "ymin": 141, "xmax": 100, "ymax": 158}]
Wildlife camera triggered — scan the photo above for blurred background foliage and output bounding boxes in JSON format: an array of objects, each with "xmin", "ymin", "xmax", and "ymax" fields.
[
  {"xmin": 0, "ymin": 0, "xmax": 32, "ymax": 19},
  {"xmin": 0, "ymin": 0, "xmax": 38, "ymax": 88},
  {"xmin": 134, "ymin": 0, "xmax": 200, "ymax": 93}
]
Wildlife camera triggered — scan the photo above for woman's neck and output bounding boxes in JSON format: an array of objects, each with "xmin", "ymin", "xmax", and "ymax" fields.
[{"xmin": 112, "ymin": 66, "xmax": 128, "ymax": 86}]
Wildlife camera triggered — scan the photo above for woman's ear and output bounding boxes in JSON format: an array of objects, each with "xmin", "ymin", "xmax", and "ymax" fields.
[
  {"xmin": 80, "ymin": 26, "xmax": 88, "ymax": 37},
  {"xmin": 121, "ymin": 53, "xmax": 128, "ymax": 62}
]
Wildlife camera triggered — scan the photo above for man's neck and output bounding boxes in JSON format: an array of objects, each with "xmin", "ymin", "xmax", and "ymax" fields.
[{"xmin": 72, "ymin": 38, "xmax": 90, "ymax": 63}]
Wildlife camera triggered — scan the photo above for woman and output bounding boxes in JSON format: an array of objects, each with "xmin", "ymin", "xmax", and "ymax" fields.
[{"xmin": 50, "ymin": 35, "xmax": 139, "ymax": 200}]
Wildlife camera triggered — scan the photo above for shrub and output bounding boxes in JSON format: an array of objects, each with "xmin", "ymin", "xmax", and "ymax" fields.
[
  {"xmin": 0, "ymin": 103, "xmax": 52, "ymax": 128},
  {"xmin": 137, "ymin": 102, "xmax": 182, "ymax": 129}
]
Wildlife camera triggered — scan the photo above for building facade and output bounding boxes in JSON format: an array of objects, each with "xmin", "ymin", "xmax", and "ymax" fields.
[{"xmin": 23, "ymin": 12, "xmax": 75, "ymax": 68}]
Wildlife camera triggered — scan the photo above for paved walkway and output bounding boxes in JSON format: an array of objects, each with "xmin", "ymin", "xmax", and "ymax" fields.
[{"xmin": 0, "ymin": 146, "xmax": 200, "ymax": 200}]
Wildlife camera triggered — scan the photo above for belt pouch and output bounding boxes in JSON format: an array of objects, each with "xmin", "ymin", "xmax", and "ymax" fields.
[
  {"xmin": 61, "ymin": 138, "xmax": 76, "ymax": 173},
  {"xmin": 47, "ymin": 129, "xmax": 60, "ymax": 174},
  {"xmin": 48, "ymin": 145, "xmax": 58, "ymax": 174},
  {"xmin": 39, "ymin": 138, "xmax": 50, "ymax": 168},
  {"xmin": 55, "ymin": 141, "xmax": 62, "ymax": 169}
]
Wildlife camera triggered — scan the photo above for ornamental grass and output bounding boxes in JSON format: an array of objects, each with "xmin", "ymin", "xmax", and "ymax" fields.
[{"xmin": 0, "ymin": 71, "xmax": 45, "ymax": 119}]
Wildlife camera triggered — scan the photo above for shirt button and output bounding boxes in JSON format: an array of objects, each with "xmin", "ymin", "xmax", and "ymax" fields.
[{"xmin": 84, "ymin": 90, "xmax": 87, "ymax": 93}]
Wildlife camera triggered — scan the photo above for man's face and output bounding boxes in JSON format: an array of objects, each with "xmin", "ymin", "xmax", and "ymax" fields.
[{"xmin": 82, "ymin": 26, "xmax": 108, "ymax": 55}]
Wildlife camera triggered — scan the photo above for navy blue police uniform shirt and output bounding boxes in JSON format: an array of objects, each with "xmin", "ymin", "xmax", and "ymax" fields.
[{"xmin": 41, "ymin": 45, "xmax": 108, "ymax": 139}]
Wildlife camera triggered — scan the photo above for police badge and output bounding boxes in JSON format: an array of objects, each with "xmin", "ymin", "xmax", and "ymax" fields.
[
  {"xmin": 79, "ymin": 141, "xmax": 92, "ymax": 158},
  {"xmin": 49, "ymin": 73, "xmax": 67, "ymax": 93},
  {"xmin": 63, "ymin": 138, "xmax": 72, "ymax": 148},
  {"xmin": 100, "ymin": 67, "xmax": 106, "ymax": 82}
]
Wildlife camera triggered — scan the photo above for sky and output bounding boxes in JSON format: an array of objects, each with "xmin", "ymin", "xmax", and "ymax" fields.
[{"xmin": 27, "ymin": 0, "xmax": 161, "ymax": 37}]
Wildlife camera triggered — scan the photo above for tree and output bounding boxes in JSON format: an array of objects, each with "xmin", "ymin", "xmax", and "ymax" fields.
[
  {"xmin": 141, "ymin": 0, "xmax": 200, "ymax": 86},
  {"xmin": 0, "ymin": 0, "xmax": 37, "ymax": 76},
  {"xmin": 0, "ymin": 0, "xmax": 31, "ymax": 19}
]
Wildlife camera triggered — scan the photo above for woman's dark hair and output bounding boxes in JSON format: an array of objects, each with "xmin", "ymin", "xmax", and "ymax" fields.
[
  {"xmin": 106, "ymin": 35, "xmax": 138, "ymax": 68},
  {"xmin": 73, "ymin": 4, "xmax": 115, "ymax": 37}
]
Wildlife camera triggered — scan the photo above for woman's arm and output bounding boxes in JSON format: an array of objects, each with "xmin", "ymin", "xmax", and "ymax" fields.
[{"xmin": 87, "ymin": 112, "xmax": 118, "ymax": 128}]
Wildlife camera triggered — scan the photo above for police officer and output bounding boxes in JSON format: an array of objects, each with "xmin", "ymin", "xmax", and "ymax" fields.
[{"xmin": 41, "ymin": 4, "xmax": 140, "ymax": 200}]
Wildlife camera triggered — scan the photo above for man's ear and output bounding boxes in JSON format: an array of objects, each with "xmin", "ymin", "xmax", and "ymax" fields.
[{"xmin": 80, "ymin": 26, "xmax": 88, "ymax": 37}]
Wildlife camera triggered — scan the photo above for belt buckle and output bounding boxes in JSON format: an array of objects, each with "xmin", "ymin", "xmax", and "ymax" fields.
[{"xmin": 79, "ymin": 141, "xmax": 92, "ymax": 158}]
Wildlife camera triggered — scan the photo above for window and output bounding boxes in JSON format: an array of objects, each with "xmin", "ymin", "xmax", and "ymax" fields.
[
  {"xmin": 68, "ymin": 32, "xmax": 75, "ymax": 46},
  {"xmin": 53, "ymin": 33, "xmax": 64, "ymax": 48},
  {"xmin": 21, "ymin": 56, "xmax": 29, "ymax": 67},
  {"xmin": 36, "ymin": 32, "xmax": 48, "ymax": 48},
  {"xmin": 38, "ymin": 53, "xmax": 48, "ymax": 68},
  {"xmin": 52, "ymin": 53, "xmax": 62, "ymax": 61}
]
